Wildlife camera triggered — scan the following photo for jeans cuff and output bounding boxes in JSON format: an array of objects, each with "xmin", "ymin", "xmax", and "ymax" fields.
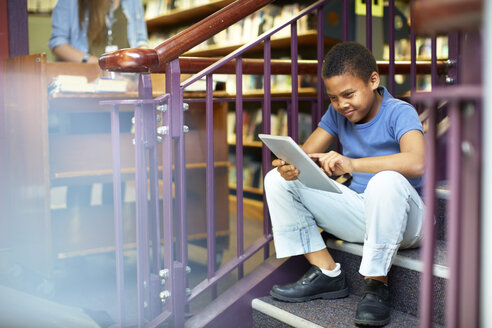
[
  {"xmin": 359, "ymin": 242, "xmax": 399, "ymax": 276},
  {"xmin": 273, "ymin": 224, "xmax": 326, "ymax": 258}
]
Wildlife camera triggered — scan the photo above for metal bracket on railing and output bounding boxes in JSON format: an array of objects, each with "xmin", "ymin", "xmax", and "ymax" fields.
[
  {"xmin": 183, "ymin": 103, "xmax": 189, "ymax": 111},
  {"xmin": 183, "ymin": 125, "xmax": 190, "ymax": 133},
  {"xmin": 157, "ymin": 126, "xmax": 169, "ymax": 136},
  {"xmin": 157, "ymin": 103, "xmax": 168, "ymax": 112},
  {"xmin": 159, "ymin": 269, "xmax": 169, "ymax": 279},
  {"xmin": 446, "ymin": 76, "xmax": 455, "ymax": 85},
  {"xmin": 160, "ymin": 290, "xmax": 171, "ymax": 303},
  {"xmin": 446, "ymin": 59, "xmax": 457, "ymax": 68}
]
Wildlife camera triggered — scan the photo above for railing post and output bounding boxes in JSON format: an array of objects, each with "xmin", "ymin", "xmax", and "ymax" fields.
[
  {"xmin": 482, "ymin": 0, "xmax": 492, "ymax": 324},
  {"xmin": 290, "ymin": 22, "xmax": 299, "ymax": 143},
  {"xmin": 110, "ymin": 103, "xmax": 126, "ymax": 327},
  {"xmin": 419, "ymin": 100, "xmax": 437, "ymax": 328},
  {"xmin": 262, "ymin": 38, "xmax": 273, "ymax": 253},
  {"xmin": 236, "ymin": 57, "xmax": 245, "ymax": 277},
  {"xmin": 165, "ymin": 58, "xmax": 187, "ymax": 327},
  {"xmin": 135, "ymin": 74, "xmax": 153, "ymax": 326}
]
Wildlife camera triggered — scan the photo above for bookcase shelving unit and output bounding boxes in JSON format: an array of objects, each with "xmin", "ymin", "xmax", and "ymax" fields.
[
  {"xmin": 145, "ymin": 0, "xmax": 331, "ymax": 220},
  {"xmin": 3, "ymin": 54, "xmax": 230, "ymax": 275}
]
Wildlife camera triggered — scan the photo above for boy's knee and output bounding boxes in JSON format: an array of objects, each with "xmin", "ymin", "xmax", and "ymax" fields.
[{"xmin": 365, "ymin": 170, "xmax": 406, "ymax": 194}]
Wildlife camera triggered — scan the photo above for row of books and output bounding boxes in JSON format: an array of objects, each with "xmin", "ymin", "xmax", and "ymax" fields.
[
  {"xmin": 227, "ymin": 109, "xmax": 313, "ymax": 145},
  {"xmin": 28, "ymin": 0, "xmax": 57, "ymax": 13},
  {"xmin": 223, "ymin": 74, "xmax": 318, "ymax": 95},
  {"xmin": 382, "ymin": 36, "xmax": 449, "ymax": 62},
  {"xmin": 228, "ymin": 154, "xmax": 263, "ymax": 191},
  {"xmin": 148, "ymin": 3, "xmax": 316, "ymax": 50}
]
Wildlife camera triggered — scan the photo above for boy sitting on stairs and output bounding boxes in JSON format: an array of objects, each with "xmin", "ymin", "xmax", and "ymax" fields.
[{"xmin": 264, "ymin": 41, "xmax": 425, "ymax": 327}]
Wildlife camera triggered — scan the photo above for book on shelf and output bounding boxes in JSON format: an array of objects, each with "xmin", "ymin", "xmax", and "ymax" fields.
[
  {"xmin": 28, "ymin": 0, "xmax": 57, "ymax": 13},
  {"xmin": 228, "ymin": 153, "xmax": 263, "ymax": 190},
  {"xmin": 48, "ymin": 74, "xmax": 132, "ymax": 95},
  {"xmin": 224, "ymin": 73, "xmax": 318, "ymax": 95},
  {"xmin": 227, "ymin": 107, "xmax": 313, "ymax": 146}
]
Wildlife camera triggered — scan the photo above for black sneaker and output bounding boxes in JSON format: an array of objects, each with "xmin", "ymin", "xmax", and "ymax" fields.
[
  {"xmin": 270, "ymin": 265, "xmax": 349, "ymax": 302},
  {"xmin": 354, "ymin": 279, "xmax": 391, "ymax": 326}
]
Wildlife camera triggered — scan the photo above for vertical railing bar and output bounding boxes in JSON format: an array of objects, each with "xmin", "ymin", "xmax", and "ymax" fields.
[
  {"xmin": 166, "ymin": 58, "xmax": 186, "ymax": 324},
  {"xmin": 365, "ymin": 0, "xmax": 372, "ymax": 51},
  {"xmin": 342, "ymin": 0, "xmax": 349, "ymax": 42},
  {"xmin": 410, "ymin": 0, "xmax": 417, "ymax": 99},
  {"xmin": 163, "ymin": 65, "xmax": 176, "ymax": 318},
  {"xmin": 287, "ymin": 101, "xmax": 292, "ymax": 137},
  {"xmin": 262, "ymin": 37, "xmax": 273, "ymax": 256},
  {"xmin": 482, "ymin": 3, "xmax": 492, "ymax": 323},
  {"xmin": 146, "ymin": 105, "xmax": 161, "ymax": 275},
  {"xmin": 173, "ymin": 65, "xmax": 187, "ymax": 325},
  {"xmin": 138, "ymin": 74, "xmax": 153, "ymax": 324},
  {"xmin": 146, "ymin": 101, "xmax": 163, "ymax": 320},
  {"xmin": 205, "ymin": 73, "xmax": 217, "ymax": 300},
  {"xmin": 431, "ymin": 36, "xmax": 438, "ymax": 88},
  {"xmin": 149, "ymin": 146, "xmax": 161, "ymax": 273},
  {"xmin": 110, "ymin": 103, "xmax": 126, "ymax": 327},
  {"xmin": 134, "ymin": 101, "xmax": 147, "ymax": 327},
  {"xmin": 446, "ymin": 100, "xmax": 462, "ymax": 328},
  {"xmin": 235, "ymin": 56, "xmax": 245, "ymax": 279},
  {"xmin": 419, "ymin": 100, "xmax": 438, "ymax": 328},
  {"xmin": 316, "ymin": 5, "xmax": 325, "ymax": 126},
  {"xmin": 291, "ymin": 22, "xmax": 299, "ymax": 143},
  {"xmin": 388, "ymin": 0, "xmax": 395, "ymax": 95}
]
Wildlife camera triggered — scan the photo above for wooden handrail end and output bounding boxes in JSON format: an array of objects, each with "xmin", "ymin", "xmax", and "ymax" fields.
[{"xmin": 98, "ymin": 48, "xmax": 159, "ymax": 73}]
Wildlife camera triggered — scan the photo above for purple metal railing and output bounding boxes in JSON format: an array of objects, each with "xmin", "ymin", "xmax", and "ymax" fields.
[{"xmin": 97, "ymin": 0, "xmax": 476, "ymax": 326}]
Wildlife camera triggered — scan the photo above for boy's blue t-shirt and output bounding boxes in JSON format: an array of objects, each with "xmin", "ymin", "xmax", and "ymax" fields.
[{"xmin": 318, "ymin": 86, "xmax": 423, "ymax": 194}]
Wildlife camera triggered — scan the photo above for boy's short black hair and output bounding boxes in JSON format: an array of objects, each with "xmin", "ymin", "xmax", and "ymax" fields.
[{"xmin": 322, "ymin": 41, "xmax": 378, "ymax": 82}]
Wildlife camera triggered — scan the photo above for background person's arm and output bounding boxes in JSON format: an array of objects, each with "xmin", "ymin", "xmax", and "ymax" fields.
[{"xmin": 52, "ymin": 44, "xmax": 98, "ymax": 63}]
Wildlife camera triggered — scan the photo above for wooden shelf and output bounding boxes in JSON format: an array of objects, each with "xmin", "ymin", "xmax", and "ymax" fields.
[
  {"xmin": 229, "ymin": 184, "xmax": 263, "ymax": 195},
  {"xmin": 229, "ymin": 195, "xmax": 264, "ymax": 221},
  {"xmin": 146, "ymin": 0, "xmax": 235, "ymax": 30},
  {"xmin": 228, "ymin": 138, "xmax": 263, "ymax": 148},
  {"xmin": 184, "ymin": 30, "xmax": 339, "ymax": 57}
]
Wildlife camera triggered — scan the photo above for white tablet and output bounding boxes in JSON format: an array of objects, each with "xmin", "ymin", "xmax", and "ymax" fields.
[{"xmin": 258, "ymin": 134, "xmax": 342, "ymax": 193}]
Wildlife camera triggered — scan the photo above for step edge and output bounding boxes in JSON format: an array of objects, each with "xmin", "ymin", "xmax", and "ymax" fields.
[
  {"xmin": 326, "ymin": 239, "xmax": 449, "ymax": 279},
  {"xmin": 252, "ymin": 298, "xmax": 324, "ymax": 328}
]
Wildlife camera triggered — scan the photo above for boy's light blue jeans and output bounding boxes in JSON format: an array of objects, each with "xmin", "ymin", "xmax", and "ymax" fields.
[{"xmin": 264, "ymin": 169, "xmax": 425, "ymax": 277}]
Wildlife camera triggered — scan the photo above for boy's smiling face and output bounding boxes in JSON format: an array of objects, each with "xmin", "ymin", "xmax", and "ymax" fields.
[{"xmin": 324, "ymin": 71, "xmax": 382, "ymax": 124}]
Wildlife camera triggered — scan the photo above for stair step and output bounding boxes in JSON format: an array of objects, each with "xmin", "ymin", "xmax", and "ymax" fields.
[
  {"xmin": 252, "ymin": 295, "xmax": 440, "ymax": 327},
  {"xmin": 325, "ymin": 238, "xmax": 448, "ymax": 279},
  {"xmin": 324, "ymin": 238, "xmax": 446, "ymax": 325}
]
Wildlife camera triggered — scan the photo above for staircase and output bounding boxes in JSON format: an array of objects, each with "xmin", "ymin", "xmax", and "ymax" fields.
[
  {"xmin": 251, "ymin": 197, "xmax": 448, "ymax": 327},
  {"xmin": 97, "ymin": 0, "xmax": 483, "ymax": 325}
]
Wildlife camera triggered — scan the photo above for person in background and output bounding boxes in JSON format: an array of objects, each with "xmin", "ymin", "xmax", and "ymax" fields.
[{"xmin": 49, "ymin": 0, "xmax": 148, "ymax": 63}]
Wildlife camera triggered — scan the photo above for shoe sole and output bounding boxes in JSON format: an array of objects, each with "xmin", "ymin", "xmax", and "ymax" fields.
[
  {"xmin": 354, "ymin": 317, "xmax": 390, "ymax": 326},
  {"xmin": 270, "ymin": 287, "xmax": 349, "ymax": 303}
]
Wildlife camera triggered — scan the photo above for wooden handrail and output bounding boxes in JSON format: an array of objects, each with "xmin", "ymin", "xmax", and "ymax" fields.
[{"xmin": 99, "ymin": 0, "xmax": 274, "ymax": 73}]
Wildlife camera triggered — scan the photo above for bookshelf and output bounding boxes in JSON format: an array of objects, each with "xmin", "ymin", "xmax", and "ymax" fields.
[
  {"xmin": 184, "ymin": 31, "xmax": 338, "ymax": 57},
  {"xmin": 145, "ymin": 0, "xmax": 328, "ymax": 220},
  {"xmin": 3, "ymin": 54, "xmax": 230, "ymax": 275},
  {"xmin": 146, "ymin": 0, "xmax": 235, "ymax": 30}
]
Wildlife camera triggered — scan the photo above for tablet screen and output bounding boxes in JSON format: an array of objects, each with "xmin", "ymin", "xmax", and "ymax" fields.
[{"xmin": 259, "ymin": 134, "xmax": 342, "ymax": 193}]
